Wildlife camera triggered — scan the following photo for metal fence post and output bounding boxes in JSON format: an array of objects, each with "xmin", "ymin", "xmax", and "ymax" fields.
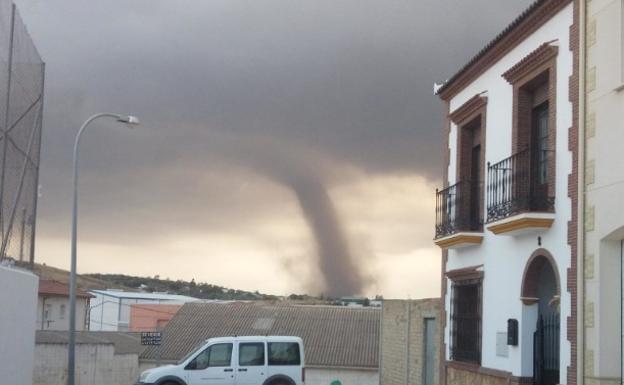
[
  {"xmin": 29, "ymin": 62, "xmax": 44, "ymax": 269},
  {"xmin": 0, "ymin": 3, "xmax": 16, "ymax": 253}
]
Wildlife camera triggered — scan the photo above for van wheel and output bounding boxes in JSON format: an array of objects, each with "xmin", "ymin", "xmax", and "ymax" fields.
[{"xmin": 269, "ymin": 381, "xmax": 290, "ymax": 385}]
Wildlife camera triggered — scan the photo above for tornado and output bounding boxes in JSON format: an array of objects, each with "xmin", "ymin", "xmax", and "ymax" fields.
[{"xmin": 279, "ymin": 171, "xmax": 365, "ymax": 297}]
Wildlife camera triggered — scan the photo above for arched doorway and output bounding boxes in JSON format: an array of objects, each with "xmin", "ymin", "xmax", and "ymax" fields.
[{"xmin": 521, "ymin": 249, "xmax": 560, "ymax": 385}]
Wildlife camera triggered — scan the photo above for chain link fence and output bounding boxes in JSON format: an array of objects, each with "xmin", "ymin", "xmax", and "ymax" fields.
[{"xmin": 0, "ymin": 0, "xmax": 44, "ymax": 267}]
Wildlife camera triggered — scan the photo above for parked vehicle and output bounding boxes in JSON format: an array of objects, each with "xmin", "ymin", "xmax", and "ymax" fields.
[{"xmin": 136, "ymin": 336, "xmax": 305, "ymax": 385}]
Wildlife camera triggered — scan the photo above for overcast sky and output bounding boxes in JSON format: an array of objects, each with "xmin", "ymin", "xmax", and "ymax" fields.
[{"xmin": 15, "ymin": 0, "xmax": 532, "ymax": 298}]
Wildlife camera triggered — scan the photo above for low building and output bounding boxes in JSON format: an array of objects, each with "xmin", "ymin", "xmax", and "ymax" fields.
[
  {"xmin": 37, "ymin": 280, "xmax": 93, "ymax": 330},
  {"xmin": 34, "ymin": 330, "xmax": 146, "ymax": 385},
  {"xmin": 129, "ymin": 303, "xmax": 183, "ymax": 332},
  {"xmin": 380, "ymin": 299, "xmax": 441, "ymax": 385},
  {"xmin": 88, "ymin": 289, "xmax": 200, "ymax": 331},
  {"xmin": 140, "ymin": 301, "xmax": 381, "ymax": 385},
  {"xmin": 0, "ymin": 263, "xmax": 38, "ymax": 385}
]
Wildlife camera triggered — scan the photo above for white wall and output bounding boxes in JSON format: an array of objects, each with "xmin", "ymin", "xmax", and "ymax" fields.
[
  {"xmin": 37, "ymin": 296, "xmax": 89, "ymax": 331},
  {"xmin": 306, "ymin": 368, "xmax": 378, "ymax": 385},
  {"xmin": 34, "ymin": 343, "xmax": 140, "ymax": 385},
  {"xmin": 88, "ymin": 293, "xmax": 120, "ymax": 331},
  {"xmin": 89, "ymin": 293, "xmax": 193, "ymax": 331},
  {"xmin": 584, "ymin": 0, "xmax": 624, "ymax": 380},
  {"xmin": 0, "ymin": 265, "xmax": 38, "ymax": 385},
  {"xmin": 443, "ymin": 3, "xmax": 574, "ymax": 379}
]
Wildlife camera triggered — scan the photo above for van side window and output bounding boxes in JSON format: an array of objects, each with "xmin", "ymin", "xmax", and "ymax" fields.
[
  {"xmin": 268, "ymin": 342, "xmax": 301, "ymax": 366},
  {"xmin": 239, "ymin": 343, "xmax": 265, "ymax": 366},
  {"xmin": 186, "ymin": 343, "xmax": 232, "ymax": 370}
]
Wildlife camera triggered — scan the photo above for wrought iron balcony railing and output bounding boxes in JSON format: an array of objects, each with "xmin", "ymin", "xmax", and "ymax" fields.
[
  {"xmin": 435, "ymin": 180, "xmax": 483, "ymax": 239},
  {"xmin": 486, "ymin": 148, "xmax": 555, "ymax": 223}
]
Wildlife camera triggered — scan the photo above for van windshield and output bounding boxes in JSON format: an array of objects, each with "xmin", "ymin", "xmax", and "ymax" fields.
[{"xmin": 177, "ymin": 341, "xmax": 208, "ymax": 365}]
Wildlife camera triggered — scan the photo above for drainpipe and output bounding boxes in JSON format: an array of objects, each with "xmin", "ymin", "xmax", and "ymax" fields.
[
  {"xmin": 405, "ymin": 301, "xmax": 411, "ymax": 385},
  {"xmin": 41, "ymin": 296, "xmax": 46, "ymax": 330},
  {"xmin": 577, "ymin": 0, "xmax": 587, "ymax": 384}
]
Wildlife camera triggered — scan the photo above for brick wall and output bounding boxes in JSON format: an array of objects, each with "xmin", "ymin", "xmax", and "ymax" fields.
[{"xmin": 380, "ymin": 299, "xmax": 441, "ymax": 385}]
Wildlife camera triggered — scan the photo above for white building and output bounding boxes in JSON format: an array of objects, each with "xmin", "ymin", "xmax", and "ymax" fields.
[
  {"xmin": 0, "ymin": 264, "xmax": 38, "ymax": 385},
  {"xmin": 434, "ymin": 1, "xmax": 579, "ymax": 385},
  {"xmin": 37, "ymin": 279, "xmax": 92, "ymax": 331},
  {"xmin": 579, "ymin": 0, "xmax": 624, "ymax": 383},
  {"xmin": 88, "ymin": 289, "xmax": 200, "ymax": 331}
]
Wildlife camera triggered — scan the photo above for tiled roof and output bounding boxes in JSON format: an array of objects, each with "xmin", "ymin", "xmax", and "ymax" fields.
[
  {"xmin": 436, "ymin": 0, "xmax": 570, "ymax": 98},
  {"xmin": 35, "ymin": 330, "xmax": 146, "ymax": 355},
  {"xmin": 141, "ymin": 302, "xmax": 380, "ymax": 369},
  {"xmin": 39, "ymin": 280, "xmax": 93, "ymax": 298}
]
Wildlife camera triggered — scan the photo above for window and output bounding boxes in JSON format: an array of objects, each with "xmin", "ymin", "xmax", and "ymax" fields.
[
  {"xmin": 450, "ymin": 279, "xmax": 482, "ymax": 364},
  {"xmin": 268, "ymin": 342, "xmax": 301, "ymax": 366},
  {"xmin": 59, "ymin": 304, "xmax": 66, "ymax": 320},
  {"xmin": 185, "ymin": 343, "xmax": 232, "ymax": 370},
  {"xmin": 239, "ymin": 343, "xmax": 265, "ymax": 366},
  {"xmin": 533, "ymin": 102, "xmax": 549, "ymax": 184},
  {"xmin": 44, "ymin": 303, "xmax": 51, "ymax": 320}
]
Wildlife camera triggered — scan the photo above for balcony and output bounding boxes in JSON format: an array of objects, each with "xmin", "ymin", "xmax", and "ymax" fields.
[
  {"xmin": 486, "ymin": 149, "xmax": 555, "ymax": 235},
  {"xmin": 434, "ymin": 180, "xmax": 484, "ymax": 249}
]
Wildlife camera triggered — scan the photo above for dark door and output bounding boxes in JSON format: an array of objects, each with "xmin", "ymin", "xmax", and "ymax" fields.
[
  {"xmin": 534, "ymin": 312, "xmax": 560, "ymax": 385},
  {"xmin": 530, "ymin": 102, "xmax": 549, "ymax": 210},
  {"xmin": 423, "ymin": 318, "xmax": 437, "ymax": 385},
  {"xmin": 469, "ymin": 144, "xmax": 481, "ymax": 230}
]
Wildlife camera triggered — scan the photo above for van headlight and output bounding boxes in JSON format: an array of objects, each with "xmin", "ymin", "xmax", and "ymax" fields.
[{"xmin": 139, "ymin": 370, "xmax": 151, "ymax": 382}]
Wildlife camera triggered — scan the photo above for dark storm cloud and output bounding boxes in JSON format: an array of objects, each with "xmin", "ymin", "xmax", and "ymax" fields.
[{"xmin": 15, "ymin": 0, "xmax": 533, "ymax": 294}]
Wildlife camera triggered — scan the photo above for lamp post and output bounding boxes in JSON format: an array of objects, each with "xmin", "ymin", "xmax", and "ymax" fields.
[{"xmin": 67, "ymin": 113, "xmax": 139, "ymax": 385}]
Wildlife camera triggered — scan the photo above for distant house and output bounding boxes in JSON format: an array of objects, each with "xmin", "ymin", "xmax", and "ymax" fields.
[
  {"xmin": 88, "ymin": 290, "xmax": 200, "ymax": 331},
  {"xmin": 140, "ymin": 302, "xmax": 381, "ymax": 385},
  {"xmin": 37, "ymin": 279, "xmax": 93, "ymax": 331},
  {"xmin": 129, "ymin": 303, "xmax": 183, "ymax": 332}
]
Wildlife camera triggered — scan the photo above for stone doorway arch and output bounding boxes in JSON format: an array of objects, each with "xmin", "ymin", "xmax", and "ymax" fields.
[
  {"xmin": 521, "ymin": 248, "xmax": 561, "ymax": 310},
  {"xmin": 520, "ymin": 248, "xmax": 561, "ymax": 385}
]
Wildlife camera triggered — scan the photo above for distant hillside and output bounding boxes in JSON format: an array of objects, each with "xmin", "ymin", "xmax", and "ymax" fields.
[
  {"xmin": 16, "ymin": 261, "xmax": 331, "ymax": 303},
  {"xmin": 84, "ymin": 273, "xmax": 281, "ymax": 301},
  {"xmin": 16, "ymin": 262, "xmax": 136, "ymax": 291}
]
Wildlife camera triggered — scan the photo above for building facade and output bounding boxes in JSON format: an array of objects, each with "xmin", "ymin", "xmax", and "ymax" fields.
[
  {"xmin": 37, "ymin": 280, "xmax": 92, "ymax": 331},
  {"xmin": 579, "ymin": 0, "xmax": 624, "ymax": 384},
  {"xmin": 88, "ymin": 289, "xmax": 199, "ymax": 331},
  {"xmin": 434, "ymin": 1, "xmax": 579, "ymax": 384}
]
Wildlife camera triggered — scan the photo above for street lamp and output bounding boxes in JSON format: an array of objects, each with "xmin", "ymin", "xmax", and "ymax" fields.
[{"xmin": 67, "ymin": 113, "xmax": 139, "ymax": 385}]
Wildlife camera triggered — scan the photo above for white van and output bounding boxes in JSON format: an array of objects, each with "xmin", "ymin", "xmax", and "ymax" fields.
[{"xmin": 136, "ymin": 336, "xmax": 305, "ymax": 385}]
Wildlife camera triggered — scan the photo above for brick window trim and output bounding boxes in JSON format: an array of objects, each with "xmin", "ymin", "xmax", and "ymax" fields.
[
  {"xmin": 449, "ymin": 94, "xmax": 488, "ymax": 126},
  {"xmin": 505, "ymin": 43, "xmax": 558, "ymax": 156},
  {"xmin": 502, "ymin": 43, "xmax": 559, "ymax": 84},
  {"xmin": 451, "ymin": 95, "xmax": 487, "ymax": 181},
  {"xmin": 445, "ymin": 265, "xmax": 484, "ymax": 282},
  {"xmin": 451, "ymin": 95, "xmax": 487, "ymax": 228}
]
